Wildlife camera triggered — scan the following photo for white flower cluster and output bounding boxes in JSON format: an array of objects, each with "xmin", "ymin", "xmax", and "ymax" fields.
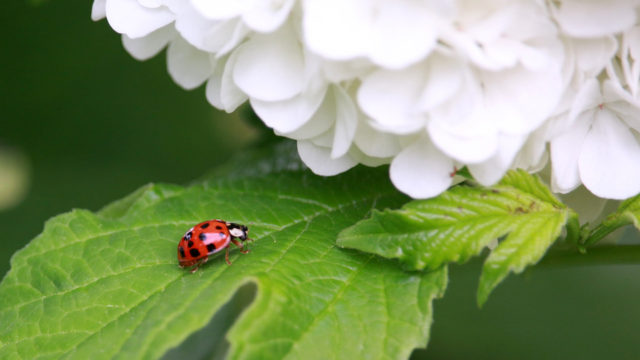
[{"xmin": 92, "ymin": 0, "xmax": 640, "ymax": 200}]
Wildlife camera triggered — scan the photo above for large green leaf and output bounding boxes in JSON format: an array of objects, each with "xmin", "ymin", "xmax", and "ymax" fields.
[
  {"xmin": 337, "ymin": 170, "xmax": 572, "ymax": 306},
  {"xmin": 0, "ymin": 143, "xmax": 447, "ymax": 359}
]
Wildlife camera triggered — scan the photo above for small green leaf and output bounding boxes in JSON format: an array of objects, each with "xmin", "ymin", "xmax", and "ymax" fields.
[
  {"xmin": 476, "ymin": 212, "xmax": 566, "ymax": 306},
  {"xmin": 581, "ymin": 193, "xmax": 640, "ymax": 247},
  {"xmin": 0, "ymin": 143, "xmax": 447, "ymax": 359},
  {"xmin": 608, "ymin": 194, "xmax": 640, "ymax": 229},
  {"xmin": 338, "ymin": 169, "xmax": 571, "ymax": 306}
]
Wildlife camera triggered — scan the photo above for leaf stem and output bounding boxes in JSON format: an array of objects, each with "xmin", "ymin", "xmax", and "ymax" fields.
[
  {"xmin": 539, "ymin": 245, "xmax": 640, "ymax": 267},
  {"xmin": 582, "ymin": 214, "xmax": 632, "ymax": 247},
  {"xmin": 564, "ymin": 212, "xmax": 580, "ymax": 246}
]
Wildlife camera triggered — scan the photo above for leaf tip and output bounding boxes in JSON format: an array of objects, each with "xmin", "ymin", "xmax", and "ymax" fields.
[{"xmin": 476, "ymin": 276, "xmax": 495, "ymax": 308}]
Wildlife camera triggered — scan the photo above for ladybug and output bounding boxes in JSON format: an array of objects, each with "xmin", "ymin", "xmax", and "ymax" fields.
[{"xmin": 177, "ymin": 219, "xmax": 250, "ymax": 273}]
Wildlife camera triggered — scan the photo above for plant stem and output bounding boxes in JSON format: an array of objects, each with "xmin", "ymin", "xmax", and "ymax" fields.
[
  {"xmin": 564, "ymin": 212, "xmax": 580, "ymax": 246},
  {"xmin": 582, "ymin": 214, "xmax": 631, "ymax": 246},
  {"xmin": 539, "ymin": 245, "xmax": 640, "ymax": 268}
]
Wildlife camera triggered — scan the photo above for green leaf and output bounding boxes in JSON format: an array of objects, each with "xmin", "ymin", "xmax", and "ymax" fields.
[
  {"xmin": 616, "ymin": 194, "xmax": 640, "ymax": 227},
  {"xmin": 337, "ymin": 169, "xmax": 571, "ymax": 306},
  {"xmin": 580, "ymin": 193, "xmax": 640, "ymax": 247},
  {"xmin": 0, "ymin": 142, "xmax": 447, "ymax": 359}
]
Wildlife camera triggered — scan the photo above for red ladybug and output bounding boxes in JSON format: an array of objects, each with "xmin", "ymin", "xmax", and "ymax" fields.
[{"xmin": 177, "ymin": 219, "xmax": 250, "ymax": 273}]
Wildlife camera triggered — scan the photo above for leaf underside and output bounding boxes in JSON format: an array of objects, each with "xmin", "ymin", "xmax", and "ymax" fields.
[
  {"xmin": 338, "ymin": 170, "xmax": 570, "ymax": 306},
  {"xmin": 0, "ymin": 143, "xmax": 447, "ymax": 360}
]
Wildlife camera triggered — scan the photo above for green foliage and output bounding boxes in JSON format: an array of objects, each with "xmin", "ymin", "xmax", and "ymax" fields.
[
  {"xmin": 0, "ymin": 143, "xmax": 447, "ymax": 359},
  {"xmin": 337, "ymin": 170, "xmax": 574, "ymax": 306},
  {"xmin": 598, "ymin": 193, "xmax": 640, "ymax": 234},
  {"xmin": 616, "ymin": 194, "xmax": 640, "ymax": 227},
  {"xmin": 579, "ymin": 193, "xmax": 640, "ymax": 247}
]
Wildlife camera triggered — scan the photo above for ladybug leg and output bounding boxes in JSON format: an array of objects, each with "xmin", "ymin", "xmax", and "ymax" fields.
[
  {"xmin": 225, "ymin": 246, "xmax": 232, "ymax": 265},
  {"xmin": 190, "ymin": 260, "xmax": 201, "ymax": 274},
  {"xmin": 190, "ymin": 257, "xmax": 208, "ymax": 273},
  {"xmin": 231, "ymin": 239, "xmax": 250, "ymax": 254}
]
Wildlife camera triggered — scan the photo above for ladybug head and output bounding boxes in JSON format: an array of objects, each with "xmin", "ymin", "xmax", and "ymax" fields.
[{"xmin": 228, "ymin": 223, "xmax": 249, "ymax": 241}]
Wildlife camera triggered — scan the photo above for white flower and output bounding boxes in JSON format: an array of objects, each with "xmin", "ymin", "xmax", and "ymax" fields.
[
  {"xmin": 92, "ymin": 0, "xmax": 640, "ymax": 201},
  {"xmin": 550, "ymin": 79, "xmax": 640, "ymax": 199},
  {"xmin": 0, "ymin": 147, "xmax": 29, "ymax": 211},
  {"xmin": 549, "ymin": 0, "xmax": 638, "ymax": 38},
  {"xmin": 608, "ymin": 25, "xmax": 640, "ymax": 100},
  {"xmin": 191, "ymin": 0, "xmax": 295, "ymax": 33},
  {"xmin": 302, "ymin": 0, "xmax": 450, "ymax": 69}
]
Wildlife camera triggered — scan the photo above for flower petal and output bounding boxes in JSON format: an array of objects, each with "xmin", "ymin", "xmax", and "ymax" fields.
[
  {"xmin": 232, "ymin": 25, "xmax": 305, "ymax": 101},
  {"xmin": 550, "ymin": 113, "xmax": 591, "ymax": 193},
  {"xmin": 275, "ymin": 103, "xmax": 335, "ymax": 141},
  {"xmin": 251, "ymin": 79, "xmax": 327, "ymax": 133},
  {"xmin": 364, "ymin": 0, "xmax": 439, "ymax": 69},
  {"xmin": 567, "ymin": 79, "xmax": 603, "ymax": 126},
  {"xmin": 348, "ymin": 146, "xmax": 390, "ymax": 167},
  {"xmin": 206, "ymin": 20, "xmax": 249, "ymax": 57},
  {"xmin": 167, "ymin": 36, "xmax": 213, "ymax": 89},
  {"xmin": 571, "ymin": 36, "xmax": 617, "ymax": 76},
  {"xmin": 579, "ymin": 109, "xmax": 640, "ymax": 199},
  {"xmin": 121, "ymin": 24, "xmax": 175, "ymax": 60},
  {"xmin": 353, "ymin": 119, "xmax": 402, "ymax": 158},
  {"xmin": 602, "ymin": 80, "xmax": 640, "ymax": 132},
  {"xmin": 92, "ymin": 0, "xmax": 107, "ymax": 21},
  {"xmin": 171, "ymin": 2, "xmax": 221, "ymax": 51},
  {"xmin": 390, "ymin": 136, "xmax": 454, "ymax": 198},
  {"xmin": 106, "ymin": 0, "xmax": 175, "ymax": 38},
  {"xmin": 242, "ymin": 0, "xmax": 295, "ymax": 33},
  {"xmin": 358, "ymin": 65, "xmax": 427, "ymax": 134},
  {"xmin": 205, "ymin": 58, "xmax": 225, "ymax": 110},
  {"xmin": 512, "ymin": 129, "xmax": 548, "ymax": 173},
  {"xmin": 330, "ymin": 86, "xmax": 358, "ymax": 159},
  {"xmin": 190, "ymin": 0, "xmax": 249, "ymax": 20},
  {"xmin": 320, "ymin": 58, "xmax": 375, "ymax": 83},
  {"xmin": 303, "ymin": 0, "xmax": 440, "ymax": 69},
  {"xmin": 467, "ymin": 134, "xmax": 526, "ymax": 186},
  {"xmin": 416, "ymin": 54, "xmax": 465, "ymax": 111},
  {"xmin": 553, "ymin": 0, "xmax": 637, "ymax": 38},
  {"xmin": 310, "ymin": 130, "xmax": 334, "ymax": 147},
  {"xmin": 481, "ymin": 62, "xmax": 564, "ymax": 135},
  {"xmin": 302, "ymin": 0, "xmax": 368, "ymax": 60},
  {"xmin": 297, "ymin": 140, "xmax": 357, "ymax": 176},
  {"xmin": 205, "ymin": 52, "xmax": 248, "ymax": 112},
  {"xmin": 428, "ymin": 119, "xmax": 498, "ymax": 164}
]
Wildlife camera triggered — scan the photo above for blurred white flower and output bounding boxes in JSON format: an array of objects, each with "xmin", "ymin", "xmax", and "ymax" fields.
[
  {"xmin": 92, "ymin": 0, "xmax": 640, "ymax": 200},
  {"xmin": 0, "ymin": 147, "xmax": 29, "ymax": 211}
]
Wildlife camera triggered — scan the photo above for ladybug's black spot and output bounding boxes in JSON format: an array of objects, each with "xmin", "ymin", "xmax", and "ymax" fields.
[
  {"xmin": 178, "ymin": 246, "xmax": 185, "ymax": 258},
  {"xmin": 215, "ymin": 225, "xmax": 223, "ymax": 230},
  {"xmin": 206, "ymin": 244, "xmax": 216, "ymax": 252},
  {"xmin": 200, "ymin": 222, "xmax": 210, "ymax": 229},
  {"xmin": 185, "ymin": 231, "xmax": 192, "ymax": 241},
  {"xmin": 199, "ymin": 233, "xmax": 206, "ymax": 241},
  {"xmin": 189, "ymin": 249, "xmax": 201, "ymax": 258},
  {"xmin": 187, "ymin": 240, "xmax": 194, "ymax": 248}
]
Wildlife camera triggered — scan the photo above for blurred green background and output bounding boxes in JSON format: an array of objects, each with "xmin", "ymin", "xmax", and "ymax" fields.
[
  {"xmin": 2, "ymin": 1, "xmax": 639, "ymax": 359},
  {"xmin": 0, "ymin": 0, "xmax": 254, "ymax": 275}
]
